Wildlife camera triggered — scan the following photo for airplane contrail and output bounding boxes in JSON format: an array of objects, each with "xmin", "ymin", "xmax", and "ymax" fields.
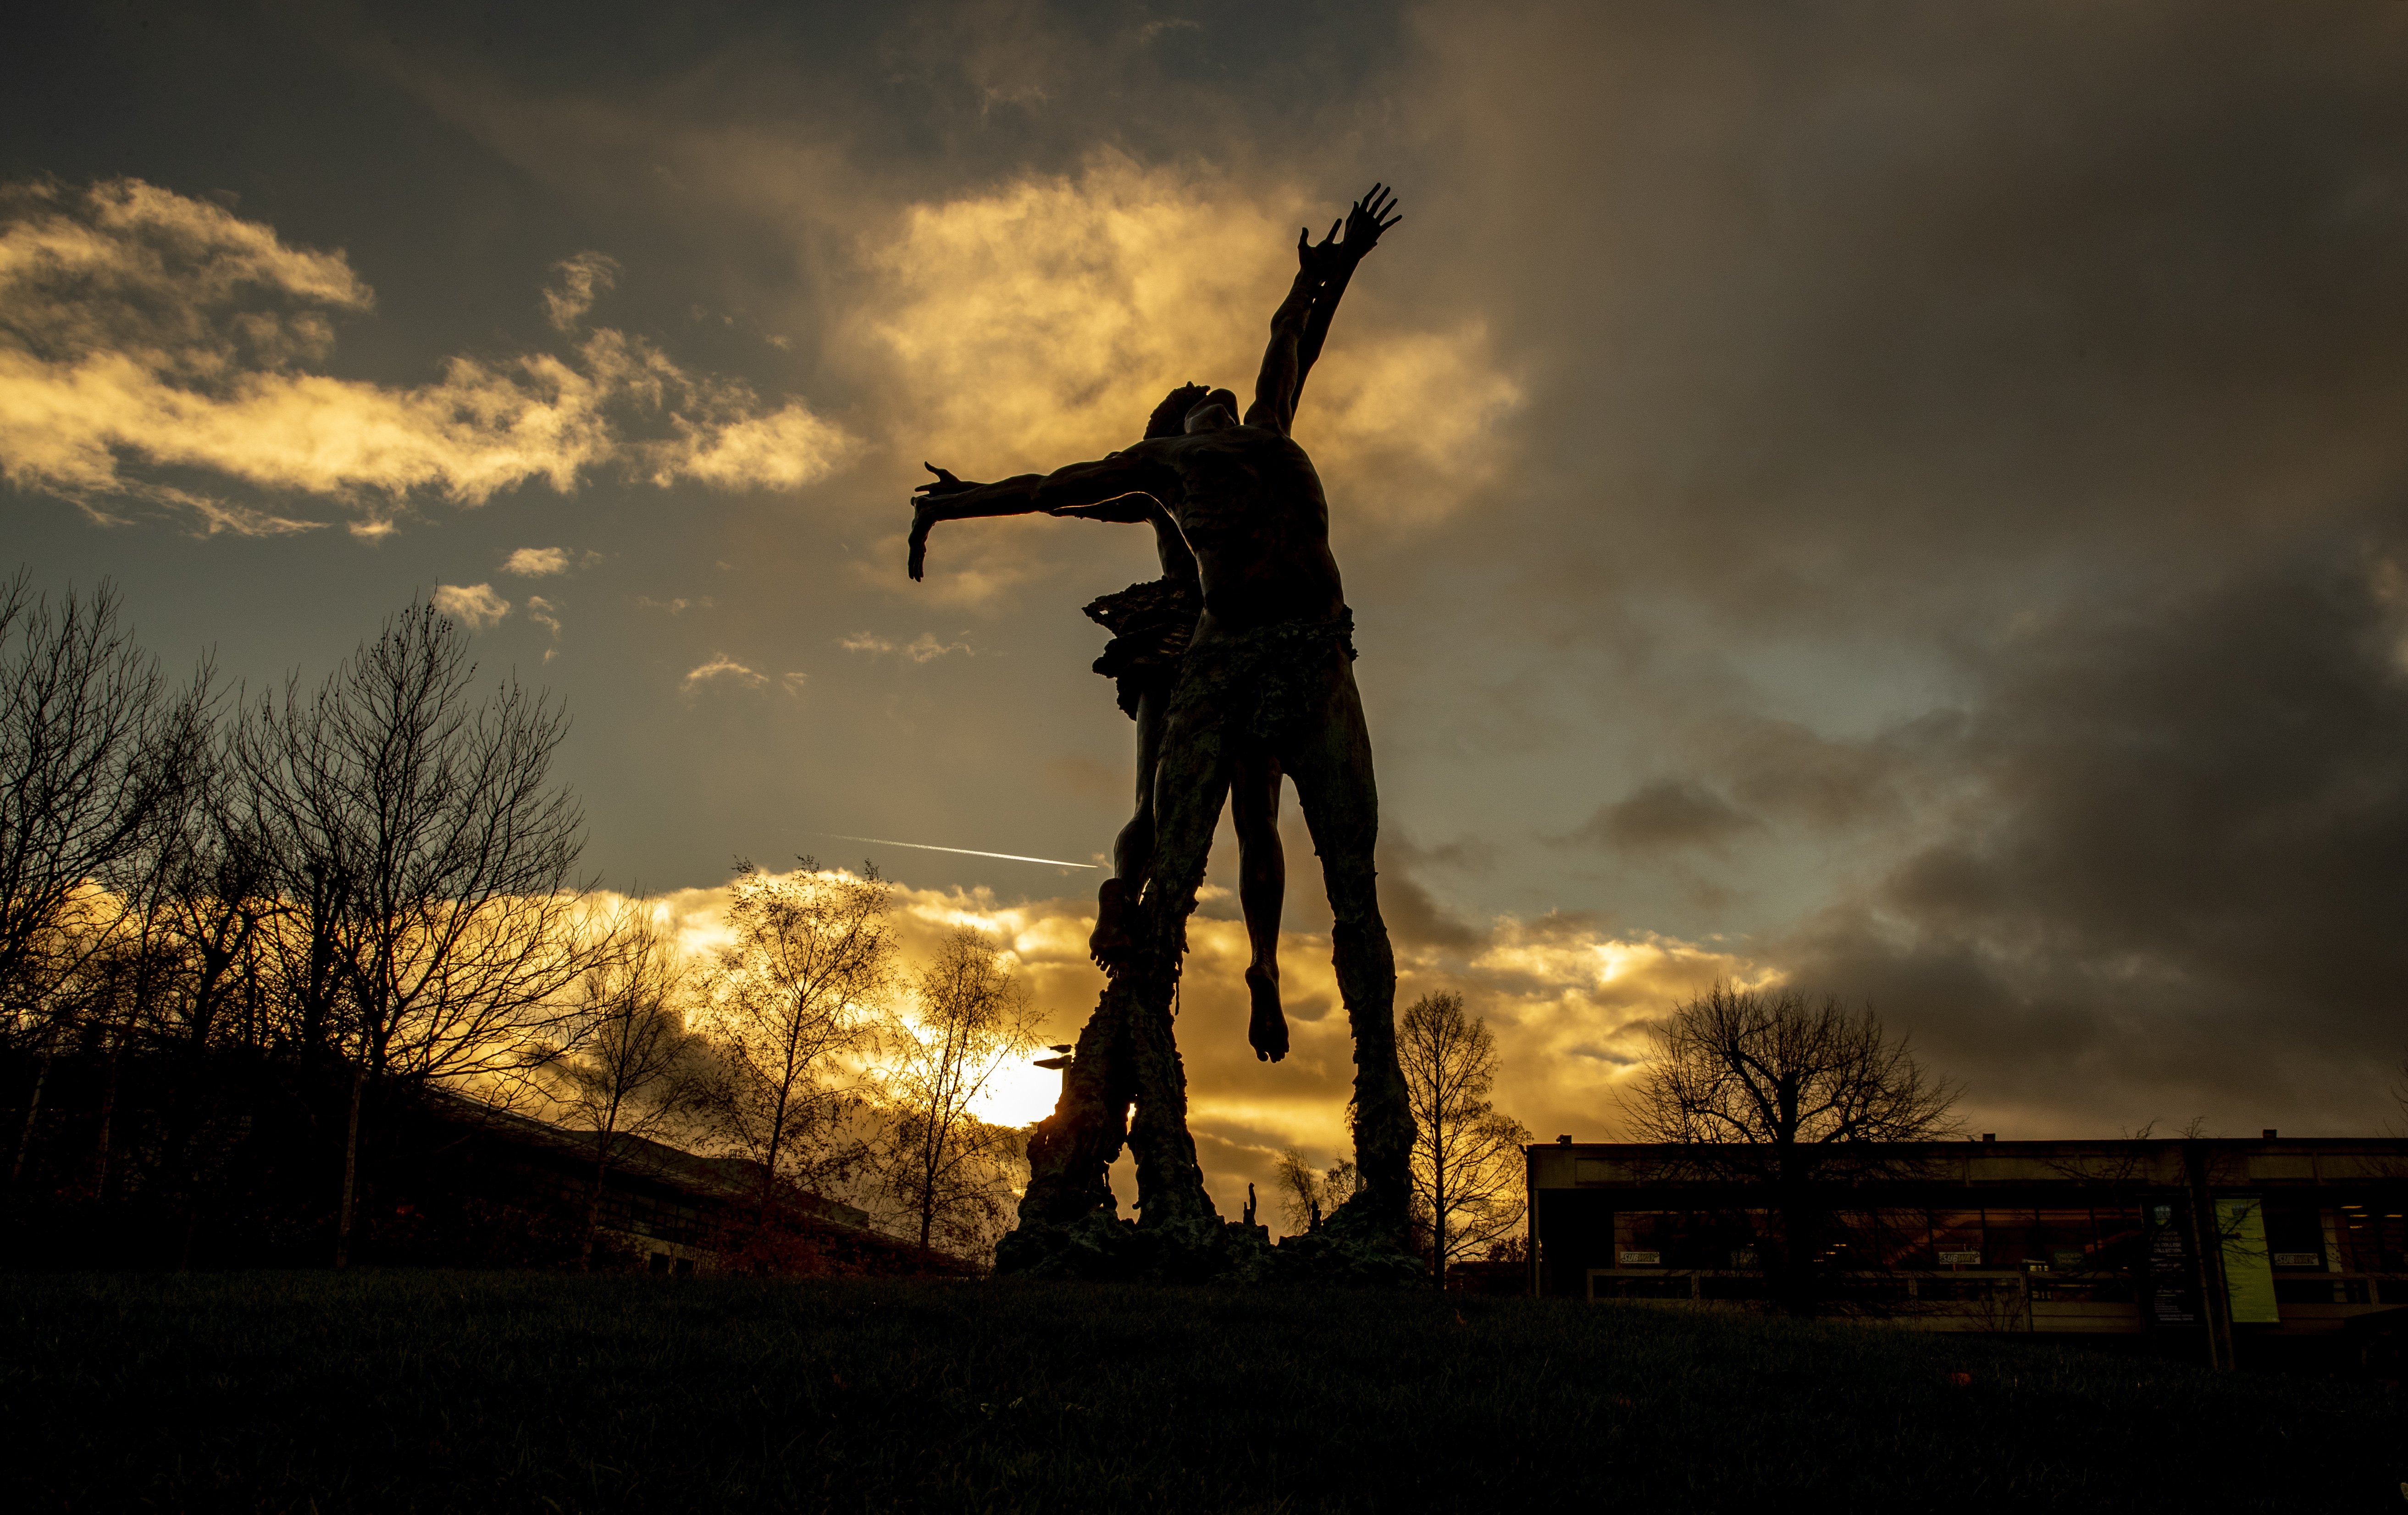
[{"xmin": 810, "ymin": 832, "xmax": 1100, "ymax": 870}]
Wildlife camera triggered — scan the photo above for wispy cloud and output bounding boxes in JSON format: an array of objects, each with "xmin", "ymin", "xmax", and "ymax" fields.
[
  {"xmin": 637, "ymin": 594, "xmax": 713, "ymax": 614},
  {"xmin": 541, "ymin": 251, "xmax": 618, "ymax": 334},
  {"xmin": 432, "ymin": 582, "xmax": 509, "ymax": 629},
  {"xmin": 682, "ymin": 653, "xmax": 766, "ymax": 691},
  {"xmin": 524, "ymin": 594, "xmax": 561, "ymax": 638},
  {"xmin": 502, "ymin": 546, "xmax": 570, "ymax": 577},
  {"xmin": 0, "ymin": 178, "xmax": 858, "ymax": 535},
  {"xmin": 840, "ymin": 630, "xmax": 971, "ymax": 662}
]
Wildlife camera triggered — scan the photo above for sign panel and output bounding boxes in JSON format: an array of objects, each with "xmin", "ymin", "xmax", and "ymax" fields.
[
  {"xmin": 1617, "ymin": 1250, "xmax": 1661, "ymax": 1266},
  {"xmin": 2146, "ymin": 1198, "xmax": 2199, "ymax": 1325},
  {"xmin": 2217, "ymin": 1197, "xmax": 2280, "ymax": 1324}
]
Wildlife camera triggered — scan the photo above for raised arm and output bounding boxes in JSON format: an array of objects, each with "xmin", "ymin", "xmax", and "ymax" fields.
[
  {"xmin": 1242, "ymin": 254, "xmax": 1322, "ymax": 436},
  {"xmin": 1295, "ymin": 184, "xmax": 1400, "ymax": 401},
  {"xmin": 908, "ymin": 453, "xmax": 1172, "ymax": 580},
  {"xmin": 1242, "ymin": 184, "xmax": 1400, "ymax": 434}
]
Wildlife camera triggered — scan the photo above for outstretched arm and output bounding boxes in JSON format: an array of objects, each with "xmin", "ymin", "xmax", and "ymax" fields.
[{"xmin": 908, "ymin": 454, "xmax": 1171, "ymax": 580}]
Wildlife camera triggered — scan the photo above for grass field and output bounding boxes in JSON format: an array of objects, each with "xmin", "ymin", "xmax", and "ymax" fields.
[{"xmin": 3, "ymin": 1272, "xmax": 2397, "ymax": 1511}]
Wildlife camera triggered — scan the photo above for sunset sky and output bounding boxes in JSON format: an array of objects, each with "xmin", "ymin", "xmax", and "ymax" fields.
[{"xmin": 10, "ymin": 1, "xmax": 2408, "ymax": 1220}]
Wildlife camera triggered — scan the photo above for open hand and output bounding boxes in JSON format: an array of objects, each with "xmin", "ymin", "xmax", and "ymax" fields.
[
  {"xmin": 1297, "ymin": 218, "xmax": 1345, "ymax": 281},
  {"xmin": 908, "ymin": 463, "xmax": 978, "ymax": 581},
  {"xmin": 1340, "ymin": 183, "xmax": 1401, "ymax": 257}
]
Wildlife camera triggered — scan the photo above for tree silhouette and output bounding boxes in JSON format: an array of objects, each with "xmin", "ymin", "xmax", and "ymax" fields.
[
  {"xmin": 1399, "ymin": 991, "xmax": 1532, "ymax": 1287},
  {"xmin": 242, "ymin": 601, "xmax": 597, "ymax": 1265},
  {"xmin": 1621, "ymin": 982, "xmax": 1962, "ymax": 1312},
  {"xmin": 699, "ymin": 859, "xmax": 892, "ymax": 1227},
  {"xmin": 1273, "ymin": 1146, "xmax": 1361, "ymax": 1234},
  {"xmin": 869, "ymin": 926, "xmax": 1043, "ymax": 1263},
  {"xmin": 1, "ymin": 573, "xmax": 212, "ymax": 1186},
  {"xmin": 546, "ymin": 899, "xmax": 710, "ymax": 1268}
]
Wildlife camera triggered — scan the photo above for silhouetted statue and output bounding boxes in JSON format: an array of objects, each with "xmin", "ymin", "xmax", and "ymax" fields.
[{"xmin": 909, "ymin": 187, "xmax": 1415, "ymax": 1266}]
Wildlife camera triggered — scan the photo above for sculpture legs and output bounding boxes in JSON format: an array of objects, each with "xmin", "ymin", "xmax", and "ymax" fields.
[
  {"xmin": 1276, "ymin": 660, "xmax": 1413, "ymax": 1237},
  {"xmin": 1005, "ymin": 630, "xmax": 1413, "ymax": 1262},
  {"xmin": 1116, "ymin": 682, "xmax": 1234, "ymax": 1226}
]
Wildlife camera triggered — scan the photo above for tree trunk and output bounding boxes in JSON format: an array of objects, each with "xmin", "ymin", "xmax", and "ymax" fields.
[
  {"xmin": 759, "ymin": 1085, "xmax": 790, "ymax": 1231},
  {"xmin": 1432, "ymin": 1111, "xmax": 1448, "ymax": 1289},
  {"xmin": 581, "ymin": 1137, "xmax": 610, "ymax": 1272},
  {"xmin": 333, "ymin": 1061, "xmax": 366, "ymax": 1268},
  {"xmin": 10, "ymin": 1051, "xmax": 52, "ymax": 1187},
  {"xmin": 90, "ymin": 1042, "xmax": 124, "ymax": 1200}
]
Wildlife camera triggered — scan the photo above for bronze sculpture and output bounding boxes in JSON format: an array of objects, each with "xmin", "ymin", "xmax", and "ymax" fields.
[{"xmin": 908, "ymin": 187, "xmax": 1416, "ymax": 1271}]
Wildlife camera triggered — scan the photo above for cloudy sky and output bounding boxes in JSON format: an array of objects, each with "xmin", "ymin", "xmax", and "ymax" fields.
[{"xmin": 9, "ymin": 0, "xmax": 2408, "ymax": 1217}]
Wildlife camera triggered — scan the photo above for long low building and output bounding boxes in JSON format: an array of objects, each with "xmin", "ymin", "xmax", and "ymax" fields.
[{"xmin": 1526, "ymin": 1135, "xmax": 2408, "ymax": 1360}]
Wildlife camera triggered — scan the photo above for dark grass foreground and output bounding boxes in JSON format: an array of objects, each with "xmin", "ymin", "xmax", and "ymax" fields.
[{"xmin": 3, "ymin": 1273, "xmax": 2398, "ymax": 1511}]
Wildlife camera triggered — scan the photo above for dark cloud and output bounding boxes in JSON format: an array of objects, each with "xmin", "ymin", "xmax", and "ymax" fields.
[
  {"xmin": 1412, "ymin": 1, "xmax": 2408, "ymax": 627},
  {"xmin": 1785, "ymin": 538, "xmax": 2408, "ymax": 1131},
  {"xmin": 1561, "ymin": 780, "xmax": 1763, "ymax": 857}
]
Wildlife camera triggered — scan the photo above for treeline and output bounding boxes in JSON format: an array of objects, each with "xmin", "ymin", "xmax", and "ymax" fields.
[{"xmin": 0, "ymin": 573, "xmax": 1036, "ymax": 1272}]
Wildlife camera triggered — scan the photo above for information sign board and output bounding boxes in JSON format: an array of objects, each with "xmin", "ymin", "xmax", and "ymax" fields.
[
  {"xmin": 2146, "ymin": 1198, "xmax": 2199, "ymax": 1325},
  {"xmin": 2217, "ymin": 1197, "xmax": 2280, "ymax": 1324}
]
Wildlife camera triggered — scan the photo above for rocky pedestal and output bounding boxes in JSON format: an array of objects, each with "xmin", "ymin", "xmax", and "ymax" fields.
[{"xmin": 994, "ymin": 1199, "xmax": 1423, "ymax": 1288}]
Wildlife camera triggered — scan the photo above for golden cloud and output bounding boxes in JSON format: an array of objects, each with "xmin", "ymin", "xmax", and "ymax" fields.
[
  {"xmin": 0, "ymin": 179, "xmax": 855, "ymax": 534},
  {"xmin": 680, "ymin": 653, "xmax": 769, "ymax": 692},
  {"xmin": 855, "ymin": 154, "xmax": 1523, "ymax": 574},
  {"xmin": 502, "ymin": 546, "xmax": 571, "ymax": 577},
  {"xmin": 431, "ymin": 582, "xmax": 510, "ymax": 630},
  {"xmin": 838, "ymin": 630, "xmax": 971, "ymax": 662},
  {"xmin": 640, "ymin": 863, "xmax": 1761, "ymax": 1233}
]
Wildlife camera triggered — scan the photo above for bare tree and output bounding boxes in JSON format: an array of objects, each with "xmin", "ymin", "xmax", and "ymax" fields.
[
  {"xmin": 1, "ymin": 572, "xmax": 211, "ymax": 1185},
  {"xmin": 244, "ymin": 601, "xmax": 597, "ymax": 1265},
  {"xmin": 869, "ymin": 926, "xmax": 1044, "ymax": 1263},
  {"xmin": 544, "ymin": 900, "xmax": 709, "ymax": 1268},
  {"xmin": 699, "ymin": 859, "xmax": 893, "ymax": 1225},
  {"xmin": 1273, "ymin": 1147, "xmax": 1361, "ymax": 1235},
  {"xmin": 1621, "ymin": 982, "xmax": 1963, "ymax": 1311},
  {"xmin": 1399, "ymin": 991, "xmax": 1533, "ymax": 1287}
]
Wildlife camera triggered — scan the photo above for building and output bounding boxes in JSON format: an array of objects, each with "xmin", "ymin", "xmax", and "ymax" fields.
[
  {"xmin": 1527, "ymin": 1134, "xmax": 2408, "ymax": 1361},
  {"xmin": 361, "ymin": 1092, "xmax": 950, "ymax": 1275},
  {"xmin": 414, "ymin": 1094, "xmax": 878, "ymax": 1272}
]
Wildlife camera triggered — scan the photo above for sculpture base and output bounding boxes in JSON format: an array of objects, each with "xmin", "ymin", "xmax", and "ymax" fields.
[{"xmin": 993, "ymin": 1200, "xmax": 1423, "ymax": 1288}]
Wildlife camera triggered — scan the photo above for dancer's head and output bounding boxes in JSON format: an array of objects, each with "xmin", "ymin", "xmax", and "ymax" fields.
[
  {"xmin": 1146, "ymin": 384, "xmax": 1212, "ymax": 439},
  {"xmin": 1184, "ymin": 387, "xmax": 1241, "ymax": 433}
]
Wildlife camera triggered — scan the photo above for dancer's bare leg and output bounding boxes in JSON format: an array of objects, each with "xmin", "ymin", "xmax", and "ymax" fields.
[
  {"xmin": 1092, "ymin": 681, "xmax": 1170, "ymax": 968},
  {"xmin": 1231, "ymin": 749, "xmax": 1287, "ymax": 1062},
  {"xmin": 1278, "ymin": 656, "xmax": 1412, "ymax": 1236}
]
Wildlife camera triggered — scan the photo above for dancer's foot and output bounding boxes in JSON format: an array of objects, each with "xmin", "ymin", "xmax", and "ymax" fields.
[
  {"xmin": 1246, "ymin": 963, "xmax": 1288, "ymax": 1062},
  {"xmin": 1089, "ymin": 878, "xmax": 1133, "ymax": 970}
]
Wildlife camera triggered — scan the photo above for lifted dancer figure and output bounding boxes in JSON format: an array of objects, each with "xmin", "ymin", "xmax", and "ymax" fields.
[
  {"xmin": 905, "ymin": 186, "xmax": 1415, "ymax": 1236},
  {"xmin": 911, "ymin": 186, "xmax": 1398, "ymax": 1066}
]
